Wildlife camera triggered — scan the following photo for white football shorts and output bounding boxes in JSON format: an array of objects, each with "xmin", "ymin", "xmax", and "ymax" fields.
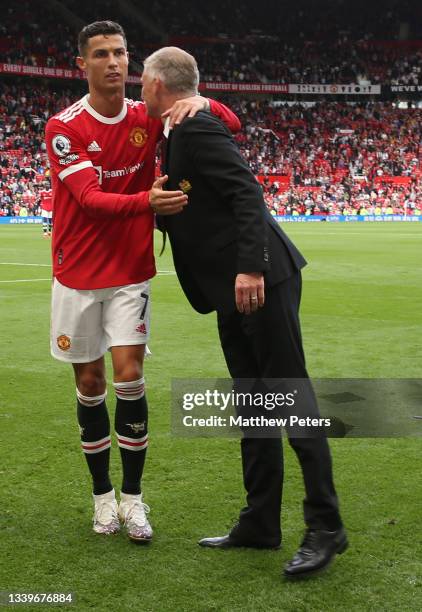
[
  {"xmin": 51, "ymin": 278, "xmax": 151, "ymax": 363},
  {"xmin": 41, "ymin": 210, "xmax": 53, "ymax": 219}
]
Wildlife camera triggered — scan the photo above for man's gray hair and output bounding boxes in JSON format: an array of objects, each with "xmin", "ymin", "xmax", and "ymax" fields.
[{"xmin": 143, "ymin": 46, "xmax": 199, "ymax": 95}]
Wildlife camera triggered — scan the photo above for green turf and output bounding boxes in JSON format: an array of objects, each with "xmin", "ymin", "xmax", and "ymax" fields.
[{"xmin": 0, "ymin": 224, "xmax": 421, "ymax": 612}]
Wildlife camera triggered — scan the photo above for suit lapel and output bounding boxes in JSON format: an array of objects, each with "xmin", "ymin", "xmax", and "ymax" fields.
[{"xmin": 159, "ymin": 129, "xmax": 173, "ymax": 255}]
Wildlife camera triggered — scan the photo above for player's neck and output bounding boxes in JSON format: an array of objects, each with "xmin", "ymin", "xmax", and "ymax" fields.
[{"xmin": 87, "ymin": 90, "xmax": 125, "ymax": 118}]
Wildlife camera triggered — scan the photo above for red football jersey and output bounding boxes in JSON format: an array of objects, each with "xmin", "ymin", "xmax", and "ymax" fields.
[
  {"xmin": 46, "ymin": 95, "xmax": 160, "ymax": 289},
  {"xmin": 46, "ymin": 94, "xmax": 240, "ymax": 290},
  {"xmin": 40, "ymin": 189, "xmax": 53, "ymax": 212}
]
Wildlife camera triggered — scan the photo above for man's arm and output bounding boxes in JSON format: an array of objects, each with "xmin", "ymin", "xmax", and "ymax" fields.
[
  {"xmin": 182, "ymin": 114, "xmax": 268, "ymax": 272},
  {"xmin": 181, "ymin": 114, "xmax": 268, "ymax": 313},
  {"xmin": 208, "ymin": 99, "xmax": 241, "ymax": 133},
  {"xmin": 162, "ymin": 98, "xmax": 241, "ymax": 133},
  {"xmin": 63, "ymin": 168, "xmax": 187, "ymax": 218}
]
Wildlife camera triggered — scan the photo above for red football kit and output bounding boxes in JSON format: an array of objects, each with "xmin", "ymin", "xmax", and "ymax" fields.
[
  {"xmin": 46, "ymin": 94, "xmax": 240, "ymax": 290},
  {"xmin": 40, "ymin": 189, "xmax": 53, "ymax": 213}
]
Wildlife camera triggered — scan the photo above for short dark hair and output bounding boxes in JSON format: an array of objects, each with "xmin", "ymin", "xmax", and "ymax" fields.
[{"xmin": 78, "ymin": 21, "xmax": 127, "ymax": 56}]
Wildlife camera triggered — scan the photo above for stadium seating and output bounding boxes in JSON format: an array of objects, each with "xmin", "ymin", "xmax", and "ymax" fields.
[
  {"xmin": 1, "ymin": 82, "xmax": 420, "ymax": 217},
  {"xmin": 1, "ymin": 1, "xmax": 421, "ymax": 216},
  {"xmin": 1, "ymin": 1, "xmax": 422, "ymax": 85}
]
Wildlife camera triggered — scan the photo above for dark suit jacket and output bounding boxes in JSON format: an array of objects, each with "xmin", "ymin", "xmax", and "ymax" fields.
[{"xmin": 158, "ymin": 111, "xmax": 306, "ymax": 314}]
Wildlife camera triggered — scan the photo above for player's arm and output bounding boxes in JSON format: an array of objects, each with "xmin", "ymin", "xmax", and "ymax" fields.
[
  {"xmin": 162, "ymin": 97, "xmax": 241, "ymax": 133},
  {"xmin": 45, "ymin": 119, "xmax": 186, "ymax": 218},
  {"xmin": 208, "ymin": 99, "xmax": 241, "ymax": 133},
  {"xmin": 65, "ymin": 169, "xmax": 187, "ymax": 218}
]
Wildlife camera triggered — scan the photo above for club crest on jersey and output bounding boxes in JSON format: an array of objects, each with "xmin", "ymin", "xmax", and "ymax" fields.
[
  {"xmin": 52, "ymin": 134, "xmax": 71, "ymax": 157},
  {"xmin": 179, "ymin": 179, "xmax": 192, "ymax": 193},
  {"xmin": 136, "ymin": 323, "xmax": 147, "ymax": 334},
  {"xmin": 57, "ymin": 334, "xmax": 71, "ymax": 351},
  {"xmin": 126, "ymin": 422, "xmax": 146, "ymax": 433},
  {"xmin": 129, "ymin": 127, "xmax": 148, "ymax": 147}
]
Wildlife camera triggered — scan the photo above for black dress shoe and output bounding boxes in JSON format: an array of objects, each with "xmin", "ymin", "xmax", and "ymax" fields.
[
  {"xmin": 199, "ymin": 534, "xmax": 280, "ymax": 550},
  {"xmin": 284, "ymin": 527, "xmax": 348, "ymax": 579}
]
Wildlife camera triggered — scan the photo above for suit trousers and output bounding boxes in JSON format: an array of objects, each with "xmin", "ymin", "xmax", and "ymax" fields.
[{"xmin": 217, "ymin": 271, "xmax": 343, "ymax": 545}]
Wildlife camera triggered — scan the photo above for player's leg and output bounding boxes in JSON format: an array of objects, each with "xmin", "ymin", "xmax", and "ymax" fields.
[
  {"xmin": 105, "ymin": 282, "xmax": 152, "ymax": 542},
  {"xmin": 111, "ymin": 345, "xmax": 148, "ymax": 498},
  {"xmin": 51, "ymin": 279, "xmax": 118, "ymax": 534},
  {"xmin": 72, "ymin": 358, "xmax": 119, "ymax": 534},
  {"xmin": 48, "ymin": 212, "xmax": 53, "ymax": 236},
  {"xmin": 41, "ymin": 212, "xmax": 48, "ymax": 237},
  {"xmin": 73, "ymin": 358, "xmax": 108, "ymax": 496}
]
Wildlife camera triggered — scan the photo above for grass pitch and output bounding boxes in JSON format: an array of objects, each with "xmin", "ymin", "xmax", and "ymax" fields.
[{"xmin": 0, "ymin": 224, "xmax": 421, "ymax": 612}]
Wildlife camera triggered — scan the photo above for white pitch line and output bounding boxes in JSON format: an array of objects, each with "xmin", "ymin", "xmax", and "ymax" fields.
[
  {"xmin": 0, "ymin": 262, "xmax": 51, "ymax": 267},
  {"xmin": 0, "ymin": 278, "xmax": 51, "ymax": 283}
]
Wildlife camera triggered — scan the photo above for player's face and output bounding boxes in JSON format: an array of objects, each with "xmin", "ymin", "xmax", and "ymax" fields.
[
  {"xmin": 141, "ymin": 71, "xmax": 160, "ymax": 117},
  {"xmin": 78, "ymin": 34, "xmax": 128, "ymax": 93}
]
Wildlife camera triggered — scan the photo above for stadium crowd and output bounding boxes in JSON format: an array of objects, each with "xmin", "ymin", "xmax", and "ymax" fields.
[
  {"xmin": 261, "ymin": 181, "xmax": 421, "ymax": 217},
  {"xmin": 2, "ymin": 1, "xmax": 422, "ymax": 85},
  {"xmin": 1, "ymin": 82, "xmax": 420, "ymax": 217},
  {"xmin": 235, "ymin": 100, "xmax": 421, "ymax": 176},
  {"xmin": 235, "ymin": 99, "xmax": 421, "ymax": 215},
  {"xmin": 0, "ymin": 84, "xmax": 76, "ymax": 216},
  {"xmin": 1, "ymin": 0, "xmax": 421, "ymax": 216}
]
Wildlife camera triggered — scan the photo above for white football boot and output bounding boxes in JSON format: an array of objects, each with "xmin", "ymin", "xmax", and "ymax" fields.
[
  {"xmin": 118, "ymin": 493, "xmax": 153, "ymax": 542},
  {"xmin": 92, "ymin": 489, "xmax": 120, "ymax": 535}
]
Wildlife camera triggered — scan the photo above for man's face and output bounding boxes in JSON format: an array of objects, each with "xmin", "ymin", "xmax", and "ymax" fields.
[
  {"xmin": 141, "ymin": 71, "xmax": 160, "ymax": 118},
  {"xmin": 77, "ymin": 34, "xmax": 128, "ymax": 94}
]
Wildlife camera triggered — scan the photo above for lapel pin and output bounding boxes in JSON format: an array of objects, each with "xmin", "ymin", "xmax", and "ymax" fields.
[{"xmin": 179, "ymin": 179, "xmax": 192, "ymax": 193}]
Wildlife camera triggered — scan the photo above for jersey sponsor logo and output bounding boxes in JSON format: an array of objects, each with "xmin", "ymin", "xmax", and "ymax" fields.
[
  {"xmin": 179, "ymin": 179, "xmax": 192, "ymax": 193},
  {"xmin": 94, "ymin": 161, "xmax": 145, "ymax": 185},
  {"xmin": 87, "ymin": 140, "xmax": 102, "ymax": 152},
  {"xmin": 59, "ymin": 153, "xmax": 80, "ymax": 165},
  {"xmin": 135, "ymin": 322, "xmax": 147, "ymax": 334},
  {"xmin": 57, "ymin": 334, "xmax": 71, "ymax": 351},
  {"xmin": 129, "ymin": 127, "xmax": 148, "ymax": 148},
  {"xmin": 126, "ymin": 422, "xmax": 146, "ymax": 433},
  {"xmin": 52, "ymin": 134, "xmax": 71, "ymax": 157}
]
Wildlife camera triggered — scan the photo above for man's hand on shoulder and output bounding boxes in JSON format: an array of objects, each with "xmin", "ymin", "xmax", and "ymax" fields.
[
  {"xmin": 161, "ymin": 96, "xmax": 209, "ymax": 128},
  {"xmin": 149, "ymin": 175, "xmax": 188, "ymax": 216},
  {"xmin": 235, "ymin": 273, "xmax": 265, "ymax": 315}
]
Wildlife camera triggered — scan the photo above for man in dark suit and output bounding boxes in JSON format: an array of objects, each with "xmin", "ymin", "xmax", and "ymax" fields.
[{"xmin": 142, "ymin": 47, "xmax": 348, "ymax": 579}]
